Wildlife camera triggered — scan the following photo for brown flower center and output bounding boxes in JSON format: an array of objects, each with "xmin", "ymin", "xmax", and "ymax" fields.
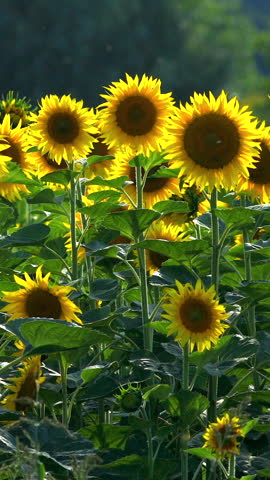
[
  {"xmin": 0, "ymin": 139, "xmax": 23, "ymax": 165},
  {"xmin": 183, "ymin": 113, "xmax": 240, "ymax": 169},
  {"xmin": 16, "ymin": 368, "xmax": 39, "ymax": 412},
  {"xmin": 44, "ymin": 153, "xmax": 67, "ymax": 170},
  {"xmin": 116, "ymin": 95, "xmax": 157, "ymax": 136},
  {"xmin": 129, "ymin": 164, "xmax": 169, "ymax": 192},
  {"xmin": 148, "ymin": 250, "xmax": 168, "ymax": 270},
  {"xmin": 90, "ymin": 134, "xmax": 110, "ymax": 157},
  {"xmin": 25, "ymin": 288, "xmax": 62, "ymax": 318},
  {"xmin": 248, "ymin": 140, "xmax": 270, "ymax": 185},
  {"xmin": 47, "ymin": 112, "xmax": 80, "ymax": 144},
  {"xmin": 180, "ymin": 297, "xmax": 212, "ymax": 332}
]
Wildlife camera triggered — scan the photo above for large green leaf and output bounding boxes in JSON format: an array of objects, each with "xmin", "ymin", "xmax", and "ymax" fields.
[
  {"xmin": 41, "ymin": 170, "xmax": 78, "ymax": 186},
  {"xmin": 86, "ymin": 154, "xmax": 114, "ymax": 166},
  {"xmin": 7, "ymin": 319, "xmax": 111, "ymax": 351},
  {"xmin": 136, "ymin": 239, "xmax": 209, "ymax": 261},
  {"xmin": 167, "ymin": 391, "xmax": 209, "ymax": 426},
  {"xmin": 185, "ymin": 448, "xmax": 216, "ymax": 460},
  {"xmin": 79, "ymin": 424, "xmax": 133, "ymax": 450},
  {"xmin": 0, "ymin": 223, "xmax": 50, "ymax": 247},
  {"xmin": 1, "ymin": 162, "xmax": 40, "ymax": 185},
  {"xmin": 153, "ymin": 200, "xmax": 189, "ymax": 214},
  {"xmin": 215, "ymin": 207, "xmax": 255, "ymax": 226},
  {"xmin": 103, "ymin": 209, "xmax": 161, "ymax": 239},
  {"xmin": 85, "ymin": 175, "xmax": 129, "ymax": 190}
]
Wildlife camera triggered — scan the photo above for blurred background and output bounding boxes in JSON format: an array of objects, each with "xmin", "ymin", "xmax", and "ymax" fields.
[{"xmin": 1, "ymin": 0, "xmax": 270, "ymax": 121}]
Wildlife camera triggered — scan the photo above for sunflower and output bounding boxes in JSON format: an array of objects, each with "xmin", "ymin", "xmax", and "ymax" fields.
[
  {"xmin": 29, "ymin": 149, "xmax": 68, "ymax": 178},
  {"xmin": 144, "ymin": 220, "xmax": 190, "ymax": 275},
  {"xmin": 98, "ymin": 74, "xmax": 174, "ymax": 156},
  {"xmin": 166, "ymin": 91, "xmax": 260, "ymax": 191},
  {"xmin": 110, "ymin": 156, "xmax": 180, "ymax": 208},
  {"xmin": 2, "ymin": 265, "xmax": 82, "ymax": 324},
  {"xmin": 203, "ymin": 413, "xmax": 243, "ymax": 458},
  {"xmin": 0, "ymin": 91, "xmax": 34, "ymax": 127},
  {"xmin": 237, "ymin": 123, "xmax": 270, "ymax": 202},
  {"xmin": 2, "ymin": 356, "xmax": 45, "ymax": 413},
  {"xmin": 29, "ymin": 94, "xmax": 98, "ymax": 164},
  {"xmin": 162, "ymin": 279, "xmax": 229, "ymax": 352},
  {"xmin": 0, "ymin": 115, "xmax": 35, "ymax": 201},
  {"xmin": 84, "ymin": 133, "xmax": 118, "ymax": 179}
]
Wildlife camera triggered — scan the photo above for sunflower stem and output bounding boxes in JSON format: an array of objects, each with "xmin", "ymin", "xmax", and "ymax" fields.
[
  {"xmin": 228, "ymin": 455, "xmax": 236, "ymax": 478},
  {"xmin": 69, "ymin": 161, "xmax": 78, "ymax": 281},
  {"xmin": 180, "ymin": 342, "xmax": 190, "ymax": 480},
  {"xmin": 241, "ymin": 195, "xmax": 260, "ymax": 390},
  {"xmin": 135, "ymin": 163, "xmax": 152, "ymax": 351},
  {"xmin": 59, "ymin": 354, "xmax": 68, "ymax": 427},
  {"xmin": 210, "ymin": 187, "xmax": 220, "ymax": 292}
]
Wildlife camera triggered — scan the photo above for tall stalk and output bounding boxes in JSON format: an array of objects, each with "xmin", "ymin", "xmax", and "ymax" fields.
[
  {"xmin": 59, "ymin": 354, "xmax": 68, "ymax": 427},
  {"xmin": 135, "ymin": 164, "xmax": 152, "ymax": 351},
  {"xmin": 208, "ymin": 187, "xmax": 220, "ymax": 423},
  {"xmin": 69, "ymin": 161, "xmax": 78, "ymax": 281},
  {"xmin": 181, "ymin": 343, "xmax": 190, "ymax": 480}
]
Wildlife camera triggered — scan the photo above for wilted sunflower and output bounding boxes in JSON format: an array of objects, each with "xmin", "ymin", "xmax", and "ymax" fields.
[
  {"xmin": 29, "ymin": 94, "xmax": 98, "ymax": 164},
  {"xmin": 0, "ymin": 115, "xmax": 35, "ymax": 201},
  {"xmin": 2, "ymin": 356, "xmax": 45, "ymax": 413},
  {"xmin": 238, "ymin": 123, "xmax": 270, "ymax": 202},
  {"xmin": 203, "ymin": 413, "xmax": 243, "ymax": 458},
  {"xmin": 144, "ymin": 220, "xmax": 190, "ymax": 275},
  {"xmin": 98, "ymin": 74, "xmax": 174, "ymax": 156},
  {"xmin": 110, "ymin": 156, "xmax": 180, "ymax": 208},
  {"xmin": 2, "ymin": 265, "xmax": 82, "ymax": 324},
  {"xmin": 162, "ymin": 280, "xmax": 229, "ymax": 352},
  {"xmin": 166, "ymin": 91, "xmax": 260, "ymax": 191}
]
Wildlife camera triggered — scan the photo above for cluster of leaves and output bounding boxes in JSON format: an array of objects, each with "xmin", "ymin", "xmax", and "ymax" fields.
[{"xmin": 0, "ymin": 158, "xmax": 270, "ymax": 480}]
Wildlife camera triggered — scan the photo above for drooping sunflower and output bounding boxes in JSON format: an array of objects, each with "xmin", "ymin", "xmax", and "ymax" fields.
[
  {"xmin": 29, "ymin": 94, "xmax": 98, "ymax": 164},
  {"xmin": 2, "ymin": 356, "xmax": 45, "ymax": 413},
  {"xmin": 237, "ymin": 123, "xmax": 270, "ymax": 202},
  {"xmin": 166, "ymin": 91, "xmax": 260, "ymax": 191},
  {"xmin": 110, "ymin": 156, "xmax": 181, "ymax": 208},
  {"xmin": 0, "ymin": 114, "xmax": 35, "ymax": 201},
  {"xmin": 162, "ymin": 280, "xmax": 229, "ymax": 352},
  {"xmin": 203, "ymin": 413, "xmax": 244, "ymax": 458},
  {"xmin": 144, "ymin": 220, "xmax": 190, "ymax": 275},
  {"xmin": 0, "ymin": 91, "xmax": 35, "ymax": 127},
  {"xmin": 2, "ymin": 265, "xmax": 82, "ymax": 324},
  {"xmin": 98, "ymin": 74, "xmax": 174, "ymax": 156}
]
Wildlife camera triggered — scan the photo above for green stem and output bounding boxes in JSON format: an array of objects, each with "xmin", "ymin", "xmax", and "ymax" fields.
[
  {"xmin": 228, "ymin": 455, "xmax": 236, "ymax": 478},
  {"xmin": 208, "ymin": 188, "xmax": 220, "ymax": 424},
  {"xmin": 181, "ymin": 342, "xmax": 190, "ymax": 480},
  {"xmin": 59, "ymin": 354, "xmax": 68, "ymax": 427},
  {"xmin": 210, "ymin": 187, "xmax": 220, "ymax": 292},
  {"xmin": 69, "ymin": 162, "xmax": 78, "ymax": 281},
  {"xmin": 141, "ymin": 406, "xmax": 154, "ymax": 479},
  {"xmin": 241, "ymin": 195, "xmax": 260, "ymax": 390},
  {"xmin": 135, "ymin": 164, "xmax": 152, "ymax": 351}
]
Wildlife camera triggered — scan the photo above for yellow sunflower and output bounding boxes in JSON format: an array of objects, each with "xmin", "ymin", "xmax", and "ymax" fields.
[
  {"xmin": 29, "ymin": 94, "xmax": 98, "ymax": 163},
  {"xmin": 2, "ymin": 265, "xmax": 82, "ymax": 324},
  {"xmin": 84, "ymin": 133, "xmax": 118, "ymax": 179},
  {"xmin": 110, "ymin": 155, "xmax": 180, "ymax": 208},
  {"xmin": 166, "ymin": 91, "xmax": 260, "ymax": 191},
  {"xmin": 237, "ymin": 123, "xmax": 270, "ymax": 202},
  {"xmin": 144, "ymin": 220, "xmax": 190, "ymax": 275},
  {"xmin": 98, "ymin": 74, "xmax": 174, "ymax": 156},
  {"xmin": 203, "ymin": 413, "xmax": 243, "ymax": 458},
  {"xmin": 29, "ymin": 149, "xmax": 68, "ymax": 178},
  {"xmin": 0, "ymin": 115, "xmax": 35, "ymax": 201},
  {"xmin": 2, "ymin": 356, "xmax": 45, "ymax": 413},
  {"xmin": 162, "ymin": 280, "xmax": 229, "ymax": 352}
]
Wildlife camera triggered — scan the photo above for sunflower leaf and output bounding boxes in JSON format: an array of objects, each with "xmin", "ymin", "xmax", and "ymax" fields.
[
  {"xmin": 152, "ymin": 200, "xmax": 189, "ymax": 214},
  {"xmin": 102, "ymin": 209, "xmax": 161, "ymax": 239},
  {"xmin": 0, "ymin": 223, "xmax": 50, "ymax": 247},
  {"xmin": 85, "ymin": 175, "xmax": 129, "ymax": 190},
  {"xmin": 86, "ymin": 154, "xmax": 115, "ymax": 166},
  {"xmin": 135, "ymin": 239, "xmax": 209, "ymax": 261}
]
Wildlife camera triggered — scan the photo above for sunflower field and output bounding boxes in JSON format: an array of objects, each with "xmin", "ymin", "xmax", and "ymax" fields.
[{"xmin": 0, "ymin": 77, "xmax": 270, "ymax": 480}]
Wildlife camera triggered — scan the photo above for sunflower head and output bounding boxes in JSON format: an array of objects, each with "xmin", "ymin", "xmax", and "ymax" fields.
[
  {"xmin": 29, "ymin": 95, "xmax": 98, "ymax": 164},
  {"xmin": 166, "ymin": 91, "xmax": 260, "ymax": 191},
  {"xmin": 115, "ymin": 384, "xmax": 143, "ymax": 413},
  {"xmin": 2, "ymin": 356, "xmax": 45, "ymax": 413},
  {"xmin": 203, "ymin": 413, "xmax": 243, "ymax": 458},
  {"xmin": 144, "ymin": 220, "xmax": 189, "ymax": 275},
  {"xmin": 98, "ymin": 74, "xmax": 174, "ymax": 156},
  {"xmin": 109, "ymin": 154, "xmax": 180, "ymax": 208},
  {"xmin": 162, "ymin": 279, "xmax": 229, "ymax": 352},
  {"xmin": 0, "ymin": 91, "xmax": 35, "ymax": 127},
  {"xmin": 2, "ymin": 265, "xmax": 82, "ymax": 324},
  {"xmin": 237, "ymin": 122, "xmax": 270, "ymax": 202}
]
